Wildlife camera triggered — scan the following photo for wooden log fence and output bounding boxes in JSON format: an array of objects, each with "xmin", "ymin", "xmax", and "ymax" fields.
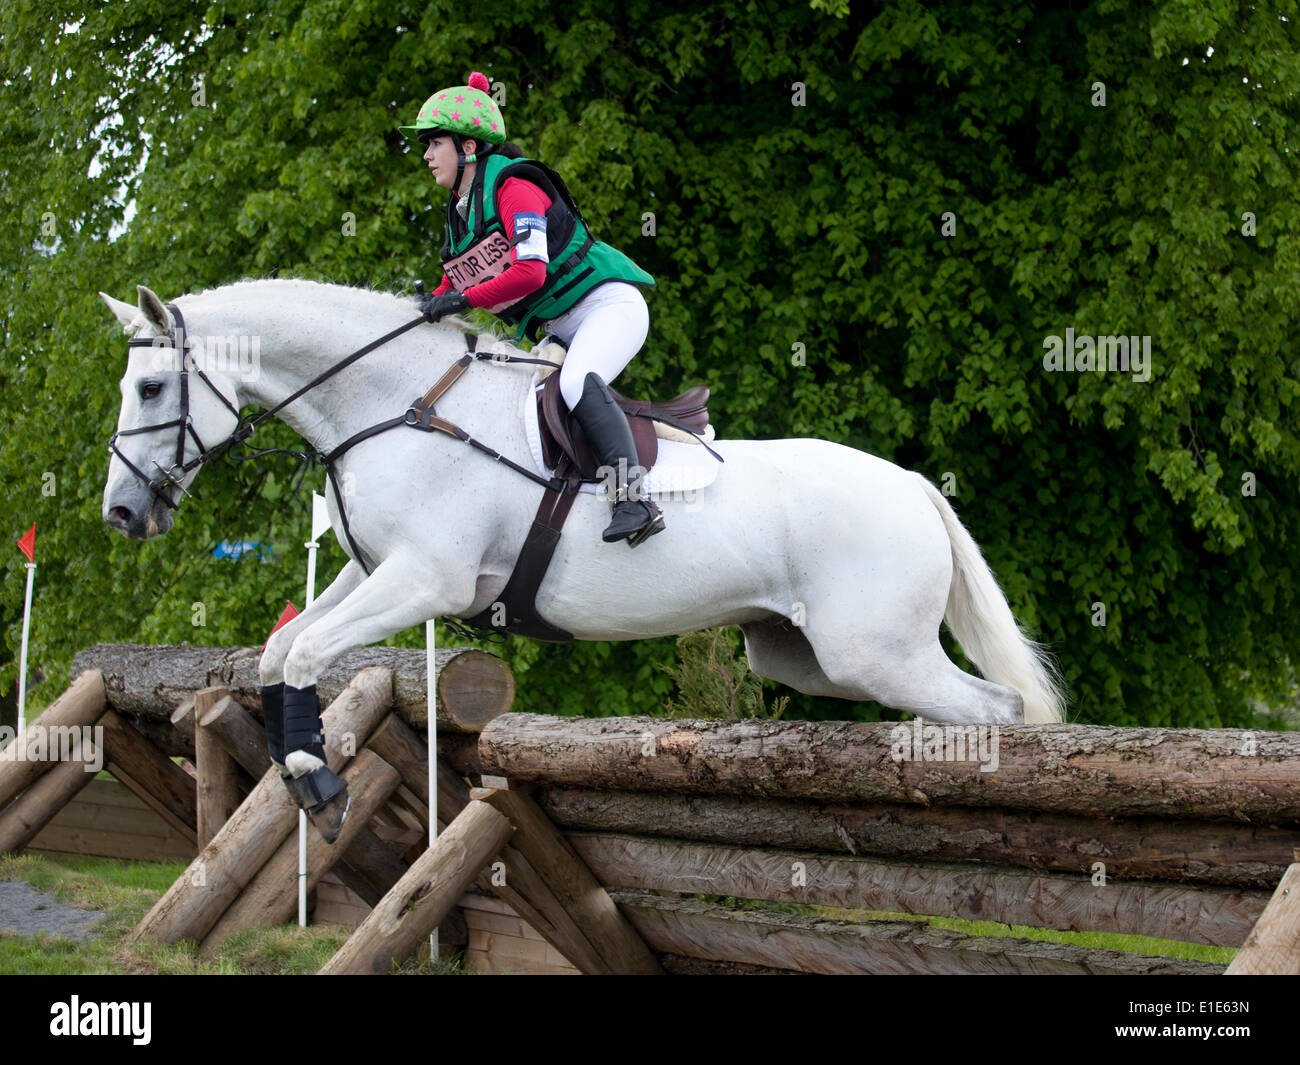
[{"xmin": 5, "ymin": 646, "xmax": 1298, "ymax": 976}]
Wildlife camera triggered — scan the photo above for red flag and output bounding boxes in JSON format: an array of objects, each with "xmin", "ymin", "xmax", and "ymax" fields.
[
  {"xmin": 263, "ymin": 600, "xmax": 299, "ymax": 649},
  {"xmin": 16, "ymin": 523, "xmax": 35, "ymax": 563}
]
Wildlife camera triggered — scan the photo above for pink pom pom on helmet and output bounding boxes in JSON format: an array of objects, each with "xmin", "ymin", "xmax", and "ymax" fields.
[{"xmin": 468, "ymin": 71, "xmax": 490, "ymax": 92}]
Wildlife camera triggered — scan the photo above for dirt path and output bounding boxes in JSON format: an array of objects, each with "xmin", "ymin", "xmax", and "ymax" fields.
[{"xmin": 0, "ymin": 880, "xmax": 105, "ymax": 940}]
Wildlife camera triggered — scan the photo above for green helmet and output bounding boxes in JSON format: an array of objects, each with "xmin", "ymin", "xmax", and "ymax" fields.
[{"xmin": 398, "ymin": 70, "xmax": 505, "ymax": 144}]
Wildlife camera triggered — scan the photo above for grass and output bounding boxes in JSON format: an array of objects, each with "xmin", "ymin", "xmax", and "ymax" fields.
[
  {"xmin": 2, "ymin": 852, "xmax": 1237, "ymax": 974},
  {"xmin": 0, "ymin": 853, "xmax": 466, "ymax": 975},
  {"xmin": 713, "ymin": 895, "xmax": 1236, "ymax": 965}
]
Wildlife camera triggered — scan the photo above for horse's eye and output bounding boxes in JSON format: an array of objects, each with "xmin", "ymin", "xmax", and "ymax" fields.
[{"xmin": 140, "ymin": 381, "xmax": 162, "ymax": 400}]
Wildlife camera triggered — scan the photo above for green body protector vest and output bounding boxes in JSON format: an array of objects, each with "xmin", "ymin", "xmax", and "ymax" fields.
[{"xmin": 440, "ymin": 153, "xmax": 654, "ymax": 341}]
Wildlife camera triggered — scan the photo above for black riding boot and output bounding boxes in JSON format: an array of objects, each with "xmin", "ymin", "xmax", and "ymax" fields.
[{"xmin": 571, "ymin": 372, "xmax": 666, "ymax": 546}]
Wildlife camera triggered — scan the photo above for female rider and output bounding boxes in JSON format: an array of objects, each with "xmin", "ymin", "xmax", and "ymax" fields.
[{"xmin": 400, "ymin": 71, "xmax": 664, "ymax": 546}]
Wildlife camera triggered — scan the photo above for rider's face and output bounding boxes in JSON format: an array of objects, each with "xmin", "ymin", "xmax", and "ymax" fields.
[{"xmin": 422, "ymin": 134, "xmax": 477, "ymax": 191}]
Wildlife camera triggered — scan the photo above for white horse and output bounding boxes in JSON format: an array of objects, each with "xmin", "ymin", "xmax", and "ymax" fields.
[{"xmin": 100, "ymin": 279, "xmax": 1065, "ymax": 735}]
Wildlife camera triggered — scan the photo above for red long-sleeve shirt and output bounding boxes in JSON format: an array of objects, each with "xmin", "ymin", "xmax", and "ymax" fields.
[{"xmin": 434, "ymin": 177, "xmax": 553, "ymax": 308}]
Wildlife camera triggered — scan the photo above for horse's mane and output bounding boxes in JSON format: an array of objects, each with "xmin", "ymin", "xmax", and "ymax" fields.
[{"xmin": 179, "ymin": 276, "xmax": 521, "ymax": 358}]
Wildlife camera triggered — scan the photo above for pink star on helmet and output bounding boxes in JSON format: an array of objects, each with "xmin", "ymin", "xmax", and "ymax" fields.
[
  {"xmin": 431, "ymin": 108, "xmax": 439, "ymax": 115},
  {"xmin": 450, "ymin": 111, "xmax": 460, "ymax": 120},
  {"xmin": 472, "ymin": 116, "xmax": 481, "ymax": 125},
  {"xmin": 438, "ymin": 93, "xmax": 446, "ymax": 99},
  {"xmin": 490, "ymin": 121, "xmax": 498, "ymax": 130},
  {"xmin": 473, "ymin": 98, "xmax": 483, "ymax": 106},
  {"xmin": 454, "ymin": 94, "xmax": 464, "ymax": 102}
]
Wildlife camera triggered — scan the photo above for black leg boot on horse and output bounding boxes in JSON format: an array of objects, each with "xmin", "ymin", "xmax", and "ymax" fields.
[
  {"xmin": 260, "ymin": 681, "xmax": 351, "ymax": 843},
  {"xmin": 571, "ymin": 371, "xmax": 666, "ymax": 546}
]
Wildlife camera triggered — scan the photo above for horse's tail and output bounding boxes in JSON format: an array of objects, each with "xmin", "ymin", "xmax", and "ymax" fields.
[{"xmin": 918, "ymin": 476, "xmax": 1067, "ymax": 724}]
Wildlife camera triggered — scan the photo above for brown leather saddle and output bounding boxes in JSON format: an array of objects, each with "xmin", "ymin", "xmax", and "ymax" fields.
[
  {"xmin": 449, "ymin": 373, "xmax": 714, "ymax": 643},
  {"xmin": 536, "ymin": 372, "xmax": 712, "ymax": 481}
]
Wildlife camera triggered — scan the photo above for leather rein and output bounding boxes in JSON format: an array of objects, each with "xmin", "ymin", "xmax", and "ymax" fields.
[{"xmin": 109, "ymin": 303, "xmax": 564, "ymax": 572}]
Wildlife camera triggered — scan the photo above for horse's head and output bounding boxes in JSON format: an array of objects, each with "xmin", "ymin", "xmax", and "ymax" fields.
[{"xmin": 100, "ymin": 285, "xmax": 243, "ymax": 540}]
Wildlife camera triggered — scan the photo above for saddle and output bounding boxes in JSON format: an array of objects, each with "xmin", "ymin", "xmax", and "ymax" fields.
[
  {"xmin": 448, "ymin": 367, "xmax": 716, "ymax": 643},
  {"xmin": 536, "ymin": 369, "xmax": 712, "ymax": 481}
]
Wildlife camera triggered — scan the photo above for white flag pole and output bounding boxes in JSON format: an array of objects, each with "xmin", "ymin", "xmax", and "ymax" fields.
[
  {"xmin": 16, "ymin": 562, "xmax": 36, "ymax": 737},
  {"xmin": 299, "ymin": 492, "xmax": 329, "ymax": 928},
  {"xmin": 427, "ymin": 618, "xmax": 439, "ymax": 963}
]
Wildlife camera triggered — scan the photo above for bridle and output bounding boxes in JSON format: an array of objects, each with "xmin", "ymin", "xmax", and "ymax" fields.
[{"xmin": 108, "ymin": 302, "xmax": 244, "ymax": 511}]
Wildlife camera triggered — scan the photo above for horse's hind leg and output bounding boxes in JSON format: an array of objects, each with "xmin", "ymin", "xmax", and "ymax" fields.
[
  {"xmin": 806, "ymin": 628, "xmax": 1023, "ymax": 725},
  {"xmin": 742, "ymin": 618, "xmax": 1020, "ymax": 723},
  {"xmin": 740, "ymin": 619, "xmax": 866, "ymax": 700}
]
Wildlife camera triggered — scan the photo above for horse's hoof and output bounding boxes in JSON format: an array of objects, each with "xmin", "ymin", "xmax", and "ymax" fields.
[
  {"xmin": 307, "ymin": 789, "xmax": 351, "ymax": 845},
  {"xmin": 281, "ymin": 765, "xmax": 350, "ymax": 843}
]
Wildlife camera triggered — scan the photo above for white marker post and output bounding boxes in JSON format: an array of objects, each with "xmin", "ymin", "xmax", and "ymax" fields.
[
  {"xmin": 299, "ymin": 492, "xmax": 330, "ymax": 928},
  {"xmin": 16, "ymin": 561, "xmax": 36, "ymax": 737},
  {"xmin": 427, "ymin": 618, "xmax": 438, "ymax": 964}
]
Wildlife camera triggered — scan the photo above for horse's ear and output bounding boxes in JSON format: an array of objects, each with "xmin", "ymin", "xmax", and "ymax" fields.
[
  {"xmin": 136, "ymin": 285, "xmax": 170, "ymax": 333},
  {"xmin": 99, "ymin": 291, "xmax": 139, "ymax": 332}
]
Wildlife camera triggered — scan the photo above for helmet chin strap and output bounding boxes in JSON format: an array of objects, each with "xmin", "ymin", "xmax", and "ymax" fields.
[{"xmin": 451, "ymin": 132, "xmax": 478, "ymax": 197}]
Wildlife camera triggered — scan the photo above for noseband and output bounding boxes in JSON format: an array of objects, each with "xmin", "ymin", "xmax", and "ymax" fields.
[{"xmin": 108, "ymin": 303, "xmax": 244, "ymax": 511}]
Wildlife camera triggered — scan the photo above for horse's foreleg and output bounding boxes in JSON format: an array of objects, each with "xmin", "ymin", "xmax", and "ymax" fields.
[
  {"xmin": 253, "ymin": 561, "xmax": 368, "ymax": 842},
  {"xmin": 258, "ymin": 560, "xmax": 367, "ymax": 685},
  {"xmin": 275, "ymin": 556, "xmax": 476, "ymax": 841}
]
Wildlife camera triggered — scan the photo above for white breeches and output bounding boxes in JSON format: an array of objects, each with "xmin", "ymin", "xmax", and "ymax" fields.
[{"xmin": 541, "ymin": 281, "xmax": 649, "ymax": 410}]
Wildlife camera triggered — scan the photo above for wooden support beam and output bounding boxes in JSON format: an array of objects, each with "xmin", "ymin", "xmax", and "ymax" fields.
[
  {"xmin": 98, "ymin": 709, "xmax": 196, "ymax": 841},
  {"xmin": 540, "ymin": 787, "xmax": 1300, "ymax": 890},
  {"xmin": 1226, "ymin": 851, "xmax": 1300, "ymax": 974},
  {"xmin": 0, "ymin": 728, "xmax": 103, "ymax": 854},
  {"xmin": 481, "ymin": 714, "xmax": 1300, "ymax": 822},
  {"xmin": 200, "ymin": 689, "xmax": 410, "ymax": 912},
  {"xmin": 611, "ymin": 893, "xmax": 1225, "ymax": 976},
  {"xmin": 567, "ymin": 832, "xmax": 1269, "ymax": 948},
  {"xmin": 197, "ymin": 693, "xmax": 269, "ymax": 779},
  {"xmin": 0, "ymin": 671, "xmax": 105, "ymax": 809},
  {"xmin": 478, "ymin": 788, "xmax": 662, "ymax": 975},
  {"xmin": 367, "ymin": 714, "xmax": 615, "ymax": 973},
  {"xmin": 194, "ymin": 688, "xmax": 240, "ymax": 849},
  {"xmin": 169, "ymin": 696, "xmax": 196, "ymax": 749},
  {"xmin": 202, "ymin": 750, "xmax": 401, "ymax": 948},
  {"xmin": 319, "ymin": 798, "xmax": 515, "ymax": 975},
  {"xmin": 133, "ymin": 667, "xmax": 393, "ymax": 945}
]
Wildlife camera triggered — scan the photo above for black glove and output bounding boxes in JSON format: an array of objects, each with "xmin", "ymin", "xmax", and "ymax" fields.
[{"xmin": 417, "ymin": 289, "xmax": 469, "ymax": 322}]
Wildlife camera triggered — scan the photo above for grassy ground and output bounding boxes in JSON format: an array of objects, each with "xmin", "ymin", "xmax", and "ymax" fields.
[
  {"xmin": 2, "ymin": 852, "xmax": 1234, "ymax": 974},
  {"xmin": 719, "ymin": 896, "xmax": 1235, "ymax": 965},
  {"xmin": 0, "ymin": 853, "xmax": 466, "ymax": 975}
]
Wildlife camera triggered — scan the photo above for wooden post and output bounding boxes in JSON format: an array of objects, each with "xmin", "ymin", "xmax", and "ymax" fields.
[
  {"xmin": 201, "ymin": 750, "xmax": 401, "ymax": 948},
  {"xmin": 196, "ymin": 694, "xmax": 269, "ymax": 778},
  {"xmin": 169, "ymin": 696, "xmax": 196, "ymax": 749},
  {"xmin": 133, "ymin": 667, "xmax": 393, "ymax": 945},
  {"xmin": 98, "ymin": 709, "xmax": 197, "ymax": 841},
  {"xmin": 367, "ymin": 712, "xmax": 624, "ymax": 973},
  {"xmin": 319, "ymin": 799, "xmax": 515, "ymax": 975},
  {"xmin": 0, "ymin": 727, "xmax": 103, "ymax": 854},
  {"xmin": 0, "ymin": 670, "xmax": 105, "ymax": 809},
  {"xmin": 1226, "ymin": 850, "xmax": 1300, "ymax": 975},
  {"xmin": 194, "ymin": 687, "xmax": 240, "ymax": 848},
  {"xmin": 479, "ymin": 787, "xmax": 663, "ymax": 974}
]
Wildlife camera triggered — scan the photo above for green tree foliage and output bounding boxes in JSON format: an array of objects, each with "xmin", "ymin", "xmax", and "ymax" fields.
[{"xmin": 1, "ymin": 0, "xmax": 1296, "ymax": 726}]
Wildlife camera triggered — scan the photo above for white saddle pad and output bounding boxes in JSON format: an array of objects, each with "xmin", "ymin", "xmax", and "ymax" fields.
[{"xmin": 521, "ymin": 379, "xmax": 722, "ymax": 497}]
